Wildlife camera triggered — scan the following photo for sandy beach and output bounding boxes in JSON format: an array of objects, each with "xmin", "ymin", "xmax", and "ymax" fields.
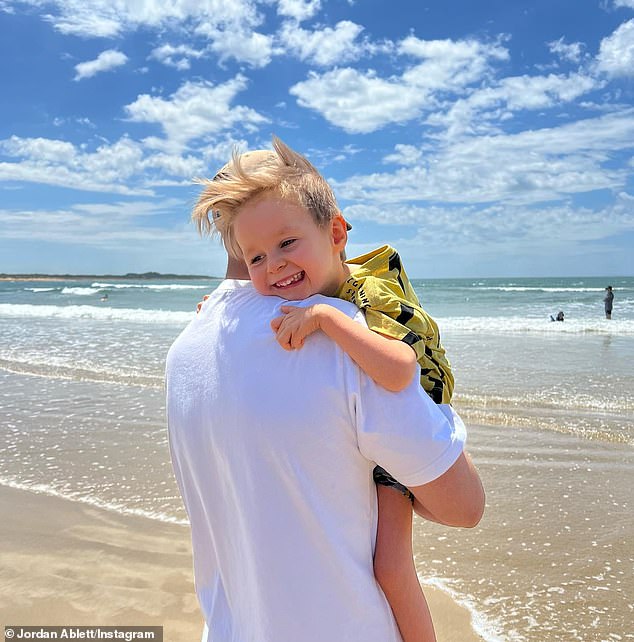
[
  {"xmin": 3, "ymin": 275, "xmax": 632, "ymax": 640},
  {"xmin": 0, "ymin": 485, "xmax": 483, "ymax": 641}
]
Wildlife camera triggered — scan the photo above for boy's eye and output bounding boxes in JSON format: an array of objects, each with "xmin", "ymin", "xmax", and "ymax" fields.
[
  {"xmin": 280, "ymin": 238, "xmax": 296, "ymax": 248},
  {"xmin": 250, "ymin": 255, "xmax": 263, "ymax": 265}
]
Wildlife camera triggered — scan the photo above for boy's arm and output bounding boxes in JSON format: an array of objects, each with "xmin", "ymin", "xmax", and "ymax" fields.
[{"xmin": 271, "ymin": 303, "xmax": 418, "ymax": 392}]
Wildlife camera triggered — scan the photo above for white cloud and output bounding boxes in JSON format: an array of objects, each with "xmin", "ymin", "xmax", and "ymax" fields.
[
  {"xmin": 383, "ymin": 145, "xmax": 423, "ymax": 166},
  {"xmin": 548, "ymin": 37, "xmax": 584, "ymax": 64},
  {"xmin": 18, "ymin": 0, "xmax": 261, "ymax": 38},
  {"xmin": 0, "ymin": 199, "xmax": 213, "ymax": 262},
  {"xmin": 398, "ymin": 36, "xmax": 509, "ymax": 90},
  {"xmin": 0, "ymin": 102, "xmax": 256, "ymax": 193},
  {"xmin": 344, "ymin": 200, "xmax": 634, "ymax": 244},
  {"xmin": 149, "ymin": 44, "xmax": 205, "ymax": 71},
  {"xmin": 276, "ymin": 0, "xmax": 321, "ymax": 22},
  {"xmin": 74, "ymin": 49, "xmax": 128, "ymax": 81},
  {"xmin": 125, "ymin": 77, "xmax": 269, "ymax": 150},
  {"xmin": 290, "ymin": 36, "xmax": 508, "ymax": 133},
  {"xmin": 291, "ymin": 68, "xmax": 430, "ymax": 134},
  {"xmin": 203, "ymin": 28, "xmax": 277, "ymax": 68},
  {"xmin": 0, "ymin": 197, "xmax": 230, "ymax": 275},
  {"xmin": 279, "ymin": 20, "xmax": 366, "ymax": 66},
  {"xmin": 332, "ymin": 110, "xmax": 634, "ymax": 207},
  {"xmin": 341, "ymin": 197, "xmax": 634, "ymax": 277},
  {"xmin": 0, "ymin": 135, "xmax": 151, "ymax": 194},
  {"xmin": 613, "ymin": 0, "xmax": 634, "ymax": 8},
  {"xmin": 430, "ymin": 72, "xmax": 599, "ymax": 138},
  {"xmin": 596, "ymin": 19, "xmax": 634, "ymax": 77}
]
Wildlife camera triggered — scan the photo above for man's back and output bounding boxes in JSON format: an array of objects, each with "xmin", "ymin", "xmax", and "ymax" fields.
[{"xmin": 166, "ymin": 280, "xmax": 464, "ymax": 641}]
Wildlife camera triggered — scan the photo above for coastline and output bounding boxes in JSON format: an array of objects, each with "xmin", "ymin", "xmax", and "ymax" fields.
[
  {"xmin": 0, "ymin": 274, "xmax": 215, "ymax": 282},
  {"xmin": 0, "ymin": 485, "xmax": 484, "ymax": 641}
]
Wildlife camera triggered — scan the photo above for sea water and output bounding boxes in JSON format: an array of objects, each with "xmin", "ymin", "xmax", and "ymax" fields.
[{"xmin": 1, "ymin": 275, "xmax": 632, "ymax": 641}]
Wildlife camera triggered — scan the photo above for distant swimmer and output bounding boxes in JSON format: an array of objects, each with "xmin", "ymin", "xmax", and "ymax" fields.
[
  {"xmin": 604, "ymin": 286, "xmax": 614, "ymax": 319},
  {"xmin": 550, "ymin": 311, "xmax": 564, "ymax": 322},
  {"xmin": 100, "ymin": 293, "xmax": 109, "ymax": 302}
]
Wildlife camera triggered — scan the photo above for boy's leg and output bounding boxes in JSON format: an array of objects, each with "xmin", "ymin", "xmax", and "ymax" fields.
[{"xmin": 374, "ymin": 484, "xmax": 437, "ymax": 642}]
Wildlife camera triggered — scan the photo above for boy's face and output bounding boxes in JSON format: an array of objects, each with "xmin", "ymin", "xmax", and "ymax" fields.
[{"xmin": 233, "ymin": 194, "xmax": 347, "ymax": 300}]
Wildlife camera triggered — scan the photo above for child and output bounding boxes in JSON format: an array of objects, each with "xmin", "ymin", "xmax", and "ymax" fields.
[{"xmin": 193, "ymin": 137, "xmax": 454, "ymax": 642}]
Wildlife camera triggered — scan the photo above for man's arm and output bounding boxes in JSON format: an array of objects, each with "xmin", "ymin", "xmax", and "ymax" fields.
[{"xmin": 408, "ymin": 451, "xmax": 485, "ymax": 528}]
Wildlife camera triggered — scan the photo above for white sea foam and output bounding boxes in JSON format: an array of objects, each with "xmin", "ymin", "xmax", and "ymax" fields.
[
  {"xmin": 91, "ymin": 282, "xmax": 209, "ymax": 290},
  {"xmin": 420, "ymin": 576, "xmax": 510, "ymax": 642},
  {"xmin": 476, "ymin": 286, "xmax": 605, "ymax": 293},
  {"xmin": 439, "ymin": 316, "xmax": 634, "ymax": 335},
  {"xmin": 24, "ymin": 287, "xmax": 58, "ymax": 292},
  {"xmin": 3, "ymin": 303, "xmax": 632, "ymax": 334},
  {"xmin": 0, "ymin": 477, "xmax": 189, "ymax": 526},
  {"xmin": 61, "ymin": 286, "xmax": 100, "ymax": 296},
  {"xmin": 0, "ymin": 355, "xmax": 163, "ymax": 388},
  {"xmin": 0, "ymin": 303, "xmax": 193, "ymax": 325}
]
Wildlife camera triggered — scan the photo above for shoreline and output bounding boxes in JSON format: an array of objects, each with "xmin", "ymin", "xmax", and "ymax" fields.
[
  {"xmin": 0, "ymin": 484, "xmax": 484, "ymax": 641},
  {"xmin": 0, "ymin": 274, "xmax": 215, "ymax": 282}
]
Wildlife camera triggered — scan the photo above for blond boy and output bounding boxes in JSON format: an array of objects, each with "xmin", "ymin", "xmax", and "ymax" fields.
[{"xmin": 193, "ymin": 137, "xmax": 472, "ymax": 642}]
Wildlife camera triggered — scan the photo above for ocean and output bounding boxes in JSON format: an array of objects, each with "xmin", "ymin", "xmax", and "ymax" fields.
[{"xmin": 1, "ymin": 275, "xmax": 632, "ymax": 641}]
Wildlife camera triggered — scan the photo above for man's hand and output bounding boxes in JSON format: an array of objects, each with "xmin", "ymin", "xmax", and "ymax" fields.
[
  {"xmin": 270, "ymin": 304, "xmax": 327, "ymax": 350},
  {"xmin": 196, "ymin": 295, "xmax": 210, "ymax": 313}
]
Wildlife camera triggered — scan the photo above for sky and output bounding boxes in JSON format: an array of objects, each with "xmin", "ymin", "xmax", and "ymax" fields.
[{"xmin": 0, "ymin": 0, "xmax": 633, "ymax": 278}]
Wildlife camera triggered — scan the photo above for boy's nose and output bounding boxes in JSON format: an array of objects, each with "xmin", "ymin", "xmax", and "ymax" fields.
[{"xmin": 268, "ymin": 254, "xmax": 286, "ymax": 272}]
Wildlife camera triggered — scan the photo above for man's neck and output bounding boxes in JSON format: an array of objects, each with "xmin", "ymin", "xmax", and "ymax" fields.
[{"xmin": 225, "ymin": 256, "xmax": 250, "ymax": 280}]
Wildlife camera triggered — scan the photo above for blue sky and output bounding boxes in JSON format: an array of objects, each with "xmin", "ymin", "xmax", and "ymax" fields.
[{"xmin": 1, "ymin": 0, "xmax": 633, "ymax": 278}]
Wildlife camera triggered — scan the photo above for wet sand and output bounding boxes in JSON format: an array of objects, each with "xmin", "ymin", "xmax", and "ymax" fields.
[{"xmin": 0, "ymin": 485, "xmax": 483, "ymax": 641}]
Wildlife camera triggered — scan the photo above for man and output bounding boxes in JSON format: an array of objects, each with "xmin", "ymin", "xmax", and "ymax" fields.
[
  {"xmin": 604, "ymin": 286, "xmax": 614, "ymax": 319},
  {"xmin": 166, "ymin": 257, "xmax": 485, "ymax": 642}
]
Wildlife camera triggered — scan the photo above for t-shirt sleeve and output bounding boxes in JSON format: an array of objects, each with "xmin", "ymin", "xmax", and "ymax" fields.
[{"xmin": 352, "ymin": 372, "xmax": 466, "ymax": 487}]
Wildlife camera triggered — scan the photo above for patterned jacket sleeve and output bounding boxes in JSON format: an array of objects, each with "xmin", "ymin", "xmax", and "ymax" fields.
[{"xmin": 348, "ymin": 274, "xmax": 434, "ymax": 365}]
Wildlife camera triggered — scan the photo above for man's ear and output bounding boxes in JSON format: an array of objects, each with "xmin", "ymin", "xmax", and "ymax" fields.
[{"xmin": 331, "ymin": 214, "xmax": 348, "ymax": 252}]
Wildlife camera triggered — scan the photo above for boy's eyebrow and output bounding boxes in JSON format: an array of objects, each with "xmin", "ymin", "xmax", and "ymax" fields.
[{"xmin": 276, "ymin": 223, "xmax": 301, "ymax": 235}]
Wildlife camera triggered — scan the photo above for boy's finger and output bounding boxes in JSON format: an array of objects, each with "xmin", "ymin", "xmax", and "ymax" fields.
[
  {"xmin": 279, "ymin": 305, "xmax": 299, "ymax": 314},
  {"xmin": 270, "ymin": 316, "xmax": 284, "ymax": 332},
  {"xmin": 275, "ymin": 331, "xmax": 293, "ymax": 351},
  {"xmin": 290, "ymin": 335, "xmax": 304, "ymax": 350}
]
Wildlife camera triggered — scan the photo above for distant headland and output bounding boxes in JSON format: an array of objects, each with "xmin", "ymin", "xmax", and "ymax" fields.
[{"xmin": 0, "ymin": 272, "xmax": 217, "ymax": 281}]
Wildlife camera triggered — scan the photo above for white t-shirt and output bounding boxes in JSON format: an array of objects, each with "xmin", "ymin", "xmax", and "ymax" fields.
[{"xmin": 166, "ymin": 280, "xmax": 466, "ymax": 642}]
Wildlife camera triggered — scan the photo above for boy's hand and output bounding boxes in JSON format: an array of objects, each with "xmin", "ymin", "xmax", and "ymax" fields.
[
  {"xmin": 270, "ymin": 304, "xmax": 327, "ymax": 350},
  {"xmin": 196, "ymin": 295, "xmax": 210, "ymax": 313}
]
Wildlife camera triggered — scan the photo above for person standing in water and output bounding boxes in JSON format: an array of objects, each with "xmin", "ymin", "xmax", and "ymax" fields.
[{"xmin": 604, "ymin": 286, "xmax": 614, "ymax": 319}]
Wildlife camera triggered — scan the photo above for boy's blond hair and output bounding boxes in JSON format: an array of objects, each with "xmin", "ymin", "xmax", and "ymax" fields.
[{"xmin": 192, "ymin": 136, "xmax": 340, "ymax": 257}]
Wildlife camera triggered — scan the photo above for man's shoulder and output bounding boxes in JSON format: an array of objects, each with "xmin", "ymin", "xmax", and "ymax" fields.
[{"xmin": 301, "ymin": 293, "xmax": 365, "ymax": 322}]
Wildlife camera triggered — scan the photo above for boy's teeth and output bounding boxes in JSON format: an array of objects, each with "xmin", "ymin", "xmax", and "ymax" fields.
[{"xmin": 276, "ymin": 272, "xmax": 303, "ymax": 287}]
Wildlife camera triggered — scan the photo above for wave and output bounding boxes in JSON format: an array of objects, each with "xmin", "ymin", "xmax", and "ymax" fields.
[
  {"xmin": 0, "ymin": 477, "xmax": 189, "ymax": 526},
  {"xmin": 61, "ymin": 286, "xmax": 101, "ymax": 295},
  {"xmin": 24, "ymin": 287, "xmax": 58, "ymax": 292},
  {"xmin": 421, "ymin": 576, "xmax": 508, "ymax": 642},
  {"xmin": 0, "ymin": 303, "xmax": 193, "ymax": 325},
  {"xmin": 456, "ymin": 390, "xmax": 634, "ymax": 414},
  {"xmin": 439, "ymin": 316, "xmax": 634, "ymax": 335},
  {"xmin": 454, "ymin": 404, "xmax": 633, "ymax": 446},
  {"xmin": 475, "ymin": 286, "xmax": 606, "ymax": 293},
  {"xmin": 0, "ymin": 356, "xmax": 163, "ymax": 388},
  {"xmin": 91, "ymin": 282, "xmax": 209, "ymax": 290},
  {"xmin": 3, "ymin": 304, "xmax": 632, "ymax": 334}
]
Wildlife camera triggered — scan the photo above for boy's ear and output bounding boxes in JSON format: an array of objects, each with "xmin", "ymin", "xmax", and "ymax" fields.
[{"xmin": 330, "ymin": 214, "xmax": 348, "ymax": 251}]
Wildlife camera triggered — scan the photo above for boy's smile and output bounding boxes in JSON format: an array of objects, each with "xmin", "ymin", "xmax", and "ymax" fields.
[
  {"xmin": 273, "ymin": 270, "xmax": 305, "ymax": 289},
  {"xmin": 233, "ymin": 193, "xmax": 348, "ymax": 301}
]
